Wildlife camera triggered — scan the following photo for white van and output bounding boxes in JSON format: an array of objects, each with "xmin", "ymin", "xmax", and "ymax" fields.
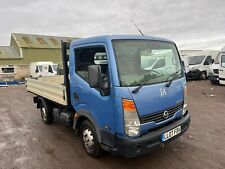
[
  {"xmin": 30, "ymin": 62, "xmax": 58, "ymax": 78},
  {"xmin": 209, "ymin": 52, "xmax": 225, "ymax": 85},
  {"xmin": 186, "ymin": 55, "xmax": 213, "ymax": 80},
  {"xmin": 142, "ymin": 50, "xmax": 177, "ymax": 75}
]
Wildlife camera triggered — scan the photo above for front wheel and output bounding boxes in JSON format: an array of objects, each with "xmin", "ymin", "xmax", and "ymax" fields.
[
  {"xmin": 200, "ymin": 72, "xmax": 207, "ymax": 80},
  {"xmin": 80, "ymin": 120, "xmax": 103, "ymax": 157}
]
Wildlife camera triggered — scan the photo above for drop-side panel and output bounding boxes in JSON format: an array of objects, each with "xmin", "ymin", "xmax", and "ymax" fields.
[{"xmin": 26, "ymin": 76, "xmax": 68, "ymax": 106}]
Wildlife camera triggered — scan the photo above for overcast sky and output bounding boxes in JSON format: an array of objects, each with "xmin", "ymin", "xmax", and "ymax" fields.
[{"xmin": 0, "ymin": 0, "xmax": 225, "ymax": 50}]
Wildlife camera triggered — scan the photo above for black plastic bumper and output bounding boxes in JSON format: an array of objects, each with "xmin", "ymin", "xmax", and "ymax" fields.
[
  {"xmin": 114, "ymin": 114, "xmax": 190, "ymax": 158},
  {"xmin": 186, "ymin": 69, "xmax": 201, "ymax": 79},
  {"xmin": 208, "ymin": 74, "xmax": 219, "ymax": 83}
]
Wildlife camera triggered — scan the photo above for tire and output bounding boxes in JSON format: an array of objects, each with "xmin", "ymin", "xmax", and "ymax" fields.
[
  {"xmin": 39, "ymin": 99, "xmax": 53, "ymax": 124},
  {"xmin": 210, "ymin": 80, "xmax": 219, "ymax": 85},
  {"xmin": 210, "ymin": 80, "xmax": 216, "ymax": 84},
  {"xmin": 80, "ymin": 120, "xmax": 103, "ymax": 157},
  {"xmin": 200, "ymin": 72, "xmax": 207, "ymax": 80}
]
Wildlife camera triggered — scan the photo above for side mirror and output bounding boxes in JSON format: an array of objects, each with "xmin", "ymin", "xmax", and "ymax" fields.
[
  {"xmin": 181, "ymin": 61, "xmax": 185, "ymax": 71},
  {"xmin": 181, "ymin": 61, "xmax": 185, "ymax": 67},
  {"xmin": 88, "ymin": 65, "xmax": 101, "ymax": 88},
  {"xmin": 211, "ymin": 58, "xmax": 214, "ymax": 64},
  {"xmin": 100, "ymin": 75, "xmax": 110, "ymax": 96},
  {"xmin": 35, "ymin": 69, "xmax": 39, "ymax": 73}
]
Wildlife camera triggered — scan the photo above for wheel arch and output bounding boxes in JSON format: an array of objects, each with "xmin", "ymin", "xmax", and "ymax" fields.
[
  {"xmin": 73, "ymin": 109, "xmax": 102, "ymax": 143},
  {"xmin": 37, "ymin": 97, "xmax": 45, "ymax": 109}
]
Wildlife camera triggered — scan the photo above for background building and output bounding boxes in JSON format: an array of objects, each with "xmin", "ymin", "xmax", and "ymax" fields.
[
  {"xmin": 179, "ymin": 50, "xmax": 219, "ymax": 58},
  {"xmin": 0, "ymin": 33, "xmax": 77, "ymax": 81}
]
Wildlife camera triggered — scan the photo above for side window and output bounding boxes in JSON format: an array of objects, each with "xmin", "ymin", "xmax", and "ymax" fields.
[
  {"xmin": 48, "ymin": 65, "xmax": 53, "ymax": 73},
  {"xmin": 152, "ymin": 58, "xmax": 166, "ymax": 69},
  {"xmin": 221, "ymin": 55, "xmax": 225, "ymax": 68},
  {"xmin": 35, "ymin": 66, "xmax": 39, "ymax": 73},
  {"xmin": 204, "ymin": 55, "xmax": 212, "ymax": 65},
  {"xmin": 74, "ymin": 45, "xmax": 108, "ymax": 83}
]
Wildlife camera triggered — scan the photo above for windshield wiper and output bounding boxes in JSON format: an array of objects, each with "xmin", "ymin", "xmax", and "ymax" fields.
[
  {"xmin": 132, "ymin": 70, "xmax": 162, "ymax": 94},
  {"xmin": 132, "ymin": 78, "xmax": 151, "ymax": 94},
  {"xmin": 165, "ymin": 70, "xmax": 181, "ymax": 87}
]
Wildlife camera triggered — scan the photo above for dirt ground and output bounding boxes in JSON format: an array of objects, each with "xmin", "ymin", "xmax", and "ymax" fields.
[{"xmin": 0, "ymin": 80, "xmax": 225, "ymax": 169}]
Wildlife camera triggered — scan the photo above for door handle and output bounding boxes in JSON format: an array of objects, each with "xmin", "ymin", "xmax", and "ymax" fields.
[
  {"xmin": 219, "ymin": 70, "xmax": 223, "ymax": 72},
  {"xmin": 74, "ymin": 93, "xmax": 79, "ymax": 101}
]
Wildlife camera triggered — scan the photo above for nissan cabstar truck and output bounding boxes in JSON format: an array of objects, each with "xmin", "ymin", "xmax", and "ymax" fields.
[{"xmin": 26, "ymin": 35, "xmax": 190, "ymax": 158}]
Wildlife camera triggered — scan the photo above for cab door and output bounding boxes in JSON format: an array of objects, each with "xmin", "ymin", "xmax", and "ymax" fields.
[
  {"xmin": 202, "ymin": 55, "xmax": 212, "ymax": 76},
  {"xmin": 69, "ymin": 43, "xmax": 116, "ymax": 147},
  {"xmin": 219, "ymin": 55, "xmax": 225, "ymax": 85}
]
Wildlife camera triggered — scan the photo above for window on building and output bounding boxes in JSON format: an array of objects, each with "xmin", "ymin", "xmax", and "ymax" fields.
[
  {"xmin": 22, "ymin": 36, "xmax": 32, "ymax": 44},
  {"xmin": 49, "ymin": 38, "xmax": 59, "ymax": 46},
  {"xmin": 1, "ymin": 67, "xmax": 15, "ymax": 74},
  {"xmin": 37, "ymin": 38, "xmax": 47, "ymax": 45}
]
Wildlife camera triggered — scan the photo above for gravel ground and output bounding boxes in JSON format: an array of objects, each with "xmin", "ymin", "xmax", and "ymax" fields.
[{"xmin": 0, "ymin": 80, "xmax": 225, "ymax": 169}]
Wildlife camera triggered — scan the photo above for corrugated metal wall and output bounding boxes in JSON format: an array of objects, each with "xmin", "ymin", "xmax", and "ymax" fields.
[{"xmin": 0, "ymin": 48, "xmax": 62, "ymax": 65}]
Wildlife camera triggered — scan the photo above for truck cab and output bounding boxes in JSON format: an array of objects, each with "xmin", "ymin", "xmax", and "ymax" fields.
[
  {"xmin": 27, "ymin": 35, "xmax": 190, "ymax": 158},
  {"xmin": 69, "ymin": 35, "xmax": 190, "ymax": 157}
]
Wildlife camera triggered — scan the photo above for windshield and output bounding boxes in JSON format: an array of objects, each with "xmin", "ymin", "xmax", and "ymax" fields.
[
  {"xmin": 113, "ymin": 40, "xmax": 184, "ymax": 87},
  {"xmin": 188, "ymin": 56, "xmax": 205, "ymax": 65}
]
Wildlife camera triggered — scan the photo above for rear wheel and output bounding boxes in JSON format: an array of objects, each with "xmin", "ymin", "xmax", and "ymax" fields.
[
  {"xmin": 80, "ymin": 120, "xmax": 103, "ymax": 157},
  {"xmin": 200, "ymin": 72, "xmax": 207, "ymax": 80},
  {"xmin": 39, "ymin": 99, "xmax": 53, "ymax": 124}
]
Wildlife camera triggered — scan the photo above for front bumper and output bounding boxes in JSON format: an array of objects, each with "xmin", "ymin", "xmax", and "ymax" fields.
[
  {"xmin": 208, "ymin": 74, "xmax": 219, "ymax": 83},
  {"xmin": 114, "ymin": 114, "xmax": 190, "ymax": 158},
  {"xmin": 186, "ymin": 69, "xmax": 201, "ymax": 79}
]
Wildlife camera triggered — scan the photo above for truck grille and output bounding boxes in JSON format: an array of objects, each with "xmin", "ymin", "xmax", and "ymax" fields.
[
  {"xmin": 213, "ymin": 69, "xmax": 219, "ymax": 74},
  {"xmin": 140, "ymin": 102, "xmax": 183, "ymax": 124}
]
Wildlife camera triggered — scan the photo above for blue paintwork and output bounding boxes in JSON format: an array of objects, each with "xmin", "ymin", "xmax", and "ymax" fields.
[
  {"xmin": 128, "ymin": 78, "xmax": 185, "ymax": 117},
  {"xmin": 69, "ymin": 35, "xmax": 185, "ymax": 139},
  {"xmin": 70, "ymin": 42, "xmax": 116, "ymax": 135},
  {"xmin": 0, "ymin": 80, "xmax": 26, "ymax": 86}
]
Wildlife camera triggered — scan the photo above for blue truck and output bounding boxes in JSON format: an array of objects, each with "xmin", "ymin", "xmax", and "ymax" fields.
[{"xmin": 26, "ymin": 35, "xmax": 190, "ymax": 158}]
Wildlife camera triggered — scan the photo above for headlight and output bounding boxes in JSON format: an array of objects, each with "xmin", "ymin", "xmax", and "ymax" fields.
[
  {"xmin": 183, "ymin": 85, "xmax": 188, "ymax": 116},
  {"xmin": 122, "ymin": 99, "xmax": 140, "ymax": 137}
]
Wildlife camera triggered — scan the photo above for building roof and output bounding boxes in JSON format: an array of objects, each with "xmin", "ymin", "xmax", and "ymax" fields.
[
  {"xmin": 0, "ymin": 46, "xmax": 20, "ymax": 60},
  {"xmin": 12, "ymin": 33, "xmax": 78, "ymax": 49}
]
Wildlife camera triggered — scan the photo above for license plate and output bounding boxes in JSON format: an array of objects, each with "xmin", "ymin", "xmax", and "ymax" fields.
[{"xmin": 161, "ymin": 126, "xmax": 181, "ymax": 142}]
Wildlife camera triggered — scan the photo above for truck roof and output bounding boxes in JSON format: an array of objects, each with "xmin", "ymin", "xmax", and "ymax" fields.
[{"xmin": 70, "ymin": 35, "xmax": 174, "ymax": 47}]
